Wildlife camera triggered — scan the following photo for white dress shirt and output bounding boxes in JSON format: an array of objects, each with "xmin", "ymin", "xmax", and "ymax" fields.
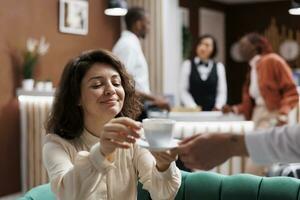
[
  {"xmin": 179, "ymin": 57, "xmax": 227, "ymax": 109},
  {"xmin": 43, "ymin": 130, "xmax": 181, "ymax": 200},
  {"xmin": 113, "ymin": 30, "xmax": 150, "ymax": 94},
  {"xmin": 249, "ymin": 55, "xmax": 265, "ymax": 106},
  {"xmin": 245, "ymin": 124, "xmax": 300, "ymax": 165}
]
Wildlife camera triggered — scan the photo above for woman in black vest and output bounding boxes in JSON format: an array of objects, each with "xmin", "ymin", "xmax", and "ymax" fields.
[{"xmin": 180, "ymin": 34, "xmax": 227, "ymax": 111}]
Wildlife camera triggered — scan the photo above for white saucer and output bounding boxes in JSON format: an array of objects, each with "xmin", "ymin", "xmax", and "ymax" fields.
[{"xmin": 136, "ymin": 139, "xmax": 179, "ymax": 152}]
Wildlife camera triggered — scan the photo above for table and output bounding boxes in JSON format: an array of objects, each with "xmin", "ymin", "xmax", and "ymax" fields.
[{"xmin": 148, "ymin": 111, "xmax": 245, "ymax": 122}]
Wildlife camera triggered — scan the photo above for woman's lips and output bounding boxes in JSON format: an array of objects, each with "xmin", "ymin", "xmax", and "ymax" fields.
[{"xmin": 100, "ymin": 99, "xmax": 118, "ymax": 105}]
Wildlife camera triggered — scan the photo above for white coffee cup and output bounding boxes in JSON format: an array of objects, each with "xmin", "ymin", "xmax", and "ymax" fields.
[{"xmin": 142, "ymin": 118, "xmax": 175, "ymax": 147}]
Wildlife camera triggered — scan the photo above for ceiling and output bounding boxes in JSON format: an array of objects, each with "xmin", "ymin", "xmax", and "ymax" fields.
[{"xmin": 211, "ymin": 0, "xmax": 288, "ymax": 4}]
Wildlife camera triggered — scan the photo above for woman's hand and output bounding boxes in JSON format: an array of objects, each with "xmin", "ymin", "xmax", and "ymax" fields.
[
  {"xmin": 276, "ymin": 114, "xmax": 288, "ymax": 126},
  {"xmin": 222, "ymin": 105, "xmax": 233, "ymax": 114},
  {"xmin": 151, "ymin": 150, "xmax": 178, "ymax": 172},
  {"xmin": 152, "ymin": 96, "xmax": 171, "ymax": 111},
  {"xmin": 212, "ymin": 107, "xmax": 220, "ymax": 111},
  {"xmin": 100, "ymin": 117, "xmax": 142, "ymax": 157}
]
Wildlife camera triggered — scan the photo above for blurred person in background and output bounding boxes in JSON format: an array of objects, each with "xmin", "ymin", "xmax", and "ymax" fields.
[
  {"xmin": 222, "ymin": 32, "xmax": 298, "ymax": 175},
  {"xmin": 113, "ymin": 7, "xmax": 170, "ymax": 120},
  {"xmin": 223, "ymin": 33, "xmax": 298, "ymax": 129},
  {"xmin": 179, "ymin": 34, "xmax": 227, "ymax": 111}
]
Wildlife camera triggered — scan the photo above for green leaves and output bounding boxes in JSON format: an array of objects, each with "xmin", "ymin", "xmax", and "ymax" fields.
[{"xmin": 23, "ymin": 51, "xmax": 38, "ymax": 79}]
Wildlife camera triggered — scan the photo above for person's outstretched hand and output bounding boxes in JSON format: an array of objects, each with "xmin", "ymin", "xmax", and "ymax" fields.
[
  {"xmin": 100, "ymin": 117, "xmax": 142, "ymax": 157},
  {"xmin": 222, "ymin": 105, "xmax": 233, "ymax": 114},
  {"xmin": 177, "ymin": 133, "xmax": 246, "ymax": 170},
  {"xmin": 212, "ymin": 107, "xmax": 221, "ymax": 111},
  {"xmin": 152, "ymin": 96, "xmax": 171, "ymax": 111},
  {"xmin": 151, "ymin": 150, "xmax": 178, "ymax": 172}
]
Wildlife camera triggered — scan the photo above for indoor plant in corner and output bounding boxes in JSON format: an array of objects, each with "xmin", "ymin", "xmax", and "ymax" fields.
[{"xmin": 22, "ymin": 36, "xmax": 50, "ymax": 91}]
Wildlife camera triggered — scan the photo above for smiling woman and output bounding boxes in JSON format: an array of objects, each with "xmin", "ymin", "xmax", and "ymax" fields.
[
  {"xmin": 79, "ymin": 64, "xmax": 126, "ymax": 125},
  {"xmin": 46, "ymin": 49, "xmax": 141, "ymax": 139},
  {"xmin": 43, "ymin": 49, "xmax": 181, "ymax": 200}
]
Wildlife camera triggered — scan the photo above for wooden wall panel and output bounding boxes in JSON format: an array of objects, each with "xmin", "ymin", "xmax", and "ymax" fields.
[{"xmin": 0, "ymin": 0, "xmax": 120, "ymax": 196}]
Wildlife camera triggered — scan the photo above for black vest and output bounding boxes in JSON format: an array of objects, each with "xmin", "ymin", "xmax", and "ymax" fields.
[{"xmin": 188, "ymin": 59, "xmax": 218, "ymax": 111}]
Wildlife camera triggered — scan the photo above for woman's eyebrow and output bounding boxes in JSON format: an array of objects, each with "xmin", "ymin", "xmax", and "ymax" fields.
[
  {"xmin": 88, "ymin": 74, "xmax": 120, "ymax": 82},
  {"xmin": 111, "ymin": 74, "xmax": 121, "ymax": 79},
  {"xmin": 88, "ymin": 76, "xmax": 104, "ymax": 82}
]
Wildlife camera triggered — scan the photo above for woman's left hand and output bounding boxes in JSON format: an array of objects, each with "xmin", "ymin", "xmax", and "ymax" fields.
[
  {"xmin": 276, "ymin": 119, "xmax": 287, "ymax": 126},
  {"xmin": 100, "ymin": 117, "xmax": 142, "ymax": 157},
  {"xmin": 151, "ymin": 150, "xmax": 178, "ymax": 172},
  {"xmin": 212, "ymin": 107, "xmax": 220, "ymax": 111},
  {"xmin": 276, "ymin": 114, "xmax": 288, "ymax": 126}
]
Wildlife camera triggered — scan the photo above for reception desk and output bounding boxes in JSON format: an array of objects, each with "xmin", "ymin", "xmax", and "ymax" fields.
[
  {"xmin": 148, "ymin": 110, "xmax": 245, "ymax": 122},
  {"xmin": 17, "ymin": 90, "xmax": 254, "ymax": 191},
  {"xmin": 169, "ymin": 111, "xmax": 245, "ymax": 122}
]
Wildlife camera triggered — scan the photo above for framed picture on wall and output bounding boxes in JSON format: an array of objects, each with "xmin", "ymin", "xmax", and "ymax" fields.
[{"xmin": 59, "ymin": 0, "xmax": 89, "ymax": 35}]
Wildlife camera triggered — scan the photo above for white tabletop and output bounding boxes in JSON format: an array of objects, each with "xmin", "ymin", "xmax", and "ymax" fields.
[{"xmin": 148, "ymin": 111, "xmax": 245, "ymax": 122}]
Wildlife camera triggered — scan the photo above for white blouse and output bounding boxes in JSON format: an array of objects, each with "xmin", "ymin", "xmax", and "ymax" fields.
[
  {"xmin": 43, "ymin": 129, "xmax": 181, "ymax": 200},
  {"xmin": 249, "ymin": 55, "xmax": 265, "ymax": 106},
  {"xmin": 179, "ymin": 57, "xmax": 227, "ymax": 109}
]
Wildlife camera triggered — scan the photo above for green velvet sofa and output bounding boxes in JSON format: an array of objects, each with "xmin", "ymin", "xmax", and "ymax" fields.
[{"xmin": 18, "ymin": 171, "xmax": 300, "ymax": 200}]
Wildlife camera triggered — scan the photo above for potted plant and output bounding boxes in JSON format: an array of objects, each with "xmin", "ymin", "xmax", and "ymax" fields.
[
  {"xmin": 182, "ymin": 26, "xmax": 193, "ymax": 60},
  {"xmin": 22, "ymin": 36, "xmax": 50, "ymax": 90}
]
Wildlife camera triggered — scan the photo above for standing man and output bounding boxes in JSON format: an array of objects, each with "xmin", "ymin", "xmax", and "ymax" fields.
[{"xmin": 113, "ymin": 7, "xmax": 170, "ymax": 120}]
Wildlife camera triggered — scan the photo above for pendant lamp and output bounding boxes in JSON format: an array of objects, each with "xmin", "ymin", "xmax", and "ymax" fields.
[{"xmin": 104, "ymin": 0, "xmax": 128, "ymax": 16}]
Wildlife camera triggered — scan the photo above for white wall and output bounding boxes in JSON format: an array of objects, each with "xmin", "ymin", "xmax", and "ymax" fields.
[
  {"xmin": 199, "ymin": 8, "xmax": 225, "ymax": 63},
  {"xmin": 162, "ymin": 0, "xmax": 182, "ymax": 105}
]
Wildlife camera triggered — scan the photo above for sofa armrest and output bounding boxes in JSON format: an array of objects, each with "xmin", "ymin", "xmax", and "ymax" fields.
[{"xmin": 17, "ymin": 184, "xmax": 55, "ymax": 200}]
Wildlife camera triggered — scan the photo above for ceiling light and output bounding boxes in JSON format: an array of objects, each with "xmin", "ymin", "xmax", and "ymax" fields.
[
  {"xmin": 105, "ymin": 0, "xmax": 128, "ymax": 16},
  {"xmin": 289, "ymin": 0, "xmax": 300, "ymax": 15}
]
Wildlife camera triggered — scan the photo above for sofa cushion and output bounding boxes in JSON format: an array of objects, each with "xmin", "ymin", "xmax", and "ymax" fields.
[
  {"xmin": 185, "ymin": 171, "xmax": 223, "ymax": 200},
  {"xmin": 221, "ymin": 173, "xmax": 262, "ymax": 200},
  {"xmin": 259, "ymin": 176, "xmax": 300, "ymax": 200},
  {"xmin": 18, "ymin": 171, "xmax": 300, "ymax": 200}
]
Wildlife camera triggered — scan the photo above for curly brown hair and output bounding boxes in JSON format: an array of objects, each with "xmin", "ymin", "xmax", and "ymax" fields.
[{"xmin": 46, "ymin": 49, "xmax": 142, "ymax": 139}]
